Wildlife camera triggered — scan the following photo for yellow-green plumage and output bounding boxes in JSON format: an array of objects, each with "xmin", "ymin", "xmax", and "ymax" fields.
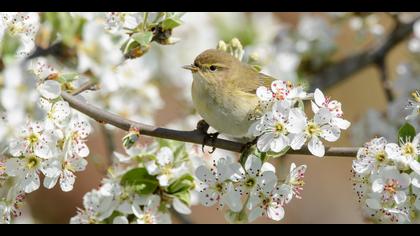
[{"xmin": 186, "ymin": 49, "xmax": 275, "ymax": 139}]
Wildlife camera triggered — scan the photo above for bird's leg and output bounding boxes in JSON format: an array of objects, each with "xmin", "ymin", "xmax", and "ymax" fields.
[{"xmin": 196, "ymin": 120, "xmax": 219, "ymax": 154}]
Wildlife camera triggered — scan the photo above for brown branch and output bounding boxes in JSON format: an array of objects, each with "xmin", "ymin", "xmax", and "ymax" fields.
[
  {"xmin": 310, "ymin": 16, "xmax": 420, "ymax": 90},
  {"xmin": 62, "ymin": 90, "xmax": 359, "ymax": 157}
]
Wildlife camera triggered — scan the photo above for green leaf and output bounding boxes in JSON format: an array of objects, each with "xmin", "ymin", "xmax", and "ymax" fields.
[
  {"xmin": 398, "ymin": 123, "xmax": 416, "ymax": 145},
  {"xmin": 173, "ymin": 191, "xmax": 191, "ymax": 206},
  {"xmin": 173, "ymin": 143, "xmax": 188, "ymax": 162},
  {"xmin": 58, "ymin": 73, "xmax": 79, "ymax": 83},
  {"xmin": 161, "ymin": 17, "xmax": 182, "ymax": 30},
  {"xmin": 120, "ymin": 168, "xmax": 159, "ymax": 195},
  {"xmin": 132, "ymin": 31, "xmax": 153, "ymax": 46},
  {"xmin": 166, "ymin": 174, "xmax": 195, "ymax": 194},
  {"xmin": 1, "ymin": 33, "xmax": 20, "ymax": 61}
]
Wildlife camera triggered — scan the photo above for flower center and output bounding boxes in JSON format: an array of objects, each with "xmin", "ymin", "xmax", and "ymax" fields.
[
  {"xmin": 215, "ymin": 183, "xmax": 224, "ymax": 193},
  {"xmin": 26, "ymin": 156, "xmax": 40, "ymax": 170},
  {"xmin": 261, "ymin": 197, "xmax": 272, "ymax": 209},
  {"xmin": 305, "ymin": 122, "xmax": 321, "ymax": 136},
  {"xmin": 275, "ymin": 122, "xmax": 285, "ymax": 134},
  {"xmin": 375, "ymin": 151, "xmax": 387, "ymax": 162},
  {"xmin": 384, "ymin": 179, "xmax": 399, "ymax": 195},
  {"xmin": 161, "ymin": 164, "xmax": 172, "ymax": 176},
  {"xmin": 245, "ymin": 177, "xmax": 256, "ymax": 188},
  {"xmin": 402, "ymin": 143, "xmax": 415, "ymax": 156},
  {"xmin": 291, "ymin": 179, "xmax": 305, "ymax": 187},
  {"xmin": 143, "ymin": 212, "xmax": 155, "ymax": 224},
  {"xmin": 27, "ymin": 133, "xmax": 39, "ymax": 145}
]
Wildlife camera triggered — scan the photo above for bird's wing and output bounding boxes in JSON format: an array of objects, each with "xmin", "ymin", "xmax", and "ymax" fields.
[{"xmin": 235, "ymin": 69, "xmax": 276, "ymax": 94}]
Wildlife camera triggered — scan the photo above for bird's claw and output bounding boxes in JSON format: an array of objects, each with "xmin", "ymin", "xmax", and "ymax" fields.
[
  {"xmin": 196, "ymin": 120, "xmax": 219, "ymax": 154},
  {"xmin": 202, "ymin": 132, "xmax": 219, "ymax": 154}
]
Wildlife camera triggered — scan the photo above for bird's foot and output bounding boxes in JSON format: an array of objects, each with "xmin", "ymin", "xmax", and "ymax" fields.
[
  {"xmin": 203, "ymin": 132, "xmax": 219, "ymax": 154},
  {"xmin": 196, "ymin": 120, "xmax": 219, "ymax": 154},
  {"xmin": 196, "ymin": 119, "xmax": 210, "ymax": 134}
]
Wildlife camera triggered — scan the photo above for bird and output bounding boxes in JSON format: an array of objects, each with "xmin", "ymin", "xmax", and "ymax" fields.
[{"xmin": 183, "ymin": 49, "xmax": 275, "ymax": 151}]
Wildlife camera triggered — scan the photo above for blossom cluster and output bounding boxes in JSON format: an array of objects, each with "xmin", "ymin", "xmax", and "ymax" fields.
[
  {"xmin": 71, "ymin": 140, "xmax": 196, "ymax": 224},
  {"xmin": 250, "ymin": 82, "xmax": 350, "ymax": 157},
  {"xmin": 195, "ymin": 155, "xmax": 306, "ymax": 223},
  {"xmin": 352, "ymin": 128, "xmax": 420, "ymax": 223},
  {"xmin": 0, "ymin": 12, "xmax": 39, "ymax": 56},
  {"xmin": 0, "ymin": 59, "xmax": 92, "ymax": 223}
]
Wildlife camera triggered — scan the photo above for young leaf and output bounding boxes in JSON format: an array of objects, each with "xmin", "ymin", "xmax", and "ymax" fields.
[
  {"xmin": 161, "ymin": 17, "xmax": 182, "ymax": 31},
  {"xmin": 166, "ymin": 174, "xmax": 194, "ymax": 194},
  {"xmin": 132, "ymin": 31, "xmax": 153, "ymax": 46},
  {"xmin": 120, "ymin": 168, "xmax": 159, "ymax": 195},
  {"xmin": 398, "ymin": 123, "xmax": 416, "ymax": 145}
]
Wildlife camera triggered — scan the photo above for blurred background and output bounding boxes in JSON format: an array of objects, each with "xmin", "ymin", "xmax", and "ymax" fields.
[{"xmin": 9, "ymin": 12, "xmax": 420, "ymax": 224}]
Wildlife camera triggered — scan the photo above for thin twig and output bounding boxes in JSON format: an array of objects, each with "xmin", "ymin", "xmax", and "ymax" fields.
[
  {"xmin": 310, "ymin": 16, "xmax": 420, "ymax": 90},
  {"xmin": 61, "ymin": 89, "xmax": 359, "ymax": 157},
  {"xmin": 71, "ymin": 80, "xmax": 97, "ymax": 96}
]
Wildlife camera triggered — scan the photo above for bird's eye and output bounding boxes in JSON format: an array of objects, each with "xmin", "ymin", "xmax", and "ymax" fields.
[{"xmin": 209, "ymin": 65, "xmax": 217, "ymax": 72}]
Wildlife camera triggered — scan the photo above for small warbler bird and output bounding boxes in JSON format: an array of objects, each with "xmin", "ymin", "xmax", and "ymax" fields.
[{"xmin": 183, "ymin": 49, "xmax": 275, "ymax": 141}]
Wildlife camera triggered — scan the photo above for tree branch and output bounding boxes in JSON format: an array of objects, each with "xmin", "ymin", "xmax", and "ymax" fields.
[
  {"xmin": 61, "ymin": 90, "xmax": 359, "ymax": 157},
  {"xmin": 375, "ymin": 57, "xmax": 394, "ymax": 102},
  {"xmin": 310, "ymin": 16, "xmax": 419, "ymax": 90}
]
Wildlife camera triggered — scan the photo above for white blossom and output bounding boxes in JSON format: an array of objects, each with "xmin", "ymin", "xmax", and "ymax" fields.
[
  {"xmin": 144, "ymin": 147, "xmax": 188, "ymax": 187},
  {"xmin": 195, "ymin": 158, "xmax": 242, "ymax": 212},
  {"xmin": 289, "ymin": 108, "xmax": 341, "ymax": 157}
]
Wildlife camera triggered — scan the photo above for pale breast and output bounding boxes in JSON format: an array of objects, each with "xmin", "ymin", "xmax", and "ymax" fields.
[{"xmin": 191, "ymin": 78, "xmax": 258, "ymax": 138}]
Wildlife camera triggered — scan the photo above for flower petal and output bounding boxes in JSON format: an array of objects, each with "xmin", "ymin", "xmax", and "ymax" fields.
[
  {"xmin": 308, "ymin": 136, "xmax": 325, "ymax": 157},
  {"xmin": 60, "ymin": 169, "xmax": 76, "ymax": 192},
  {"xmin": 314, "ymin": 89, "xmax": 325, "ymax": 107},
  {"xmin": 270, "ymin": 135, "xmax": 289, "ymax": 153},
  {"xmin": 43, "ymin": 175, "xmax": 59, "ymax": 189},
  {"xmin": 245, "ymin": 155, "xmax": 262, "ymax": 177},
  {"xmin": 332, "ymin": 117, "xmax": 351, "ymax": 130},
  {"xmin": 248, "ymin": 207, "xmax": 263, "ymax": 222},
  {"xmin": 394, "ymin": 191, "xmax": 407, "ymax": 204},
  {"xmin": 290, "ymin": 133, "xmax": 307, "ymax": 150},
  {"xmin": 113, "ymin": 216, "xmax": 129, "ymax": 224},
  {"xmin": 287, "ymin": 108, "xmax": 307, "ymax": 133},
  {"xmin": 267, "ymin": 203, "xmax": 285, "ymax": 221},
  {"xmin": 173, "ymin": 198, "xmax": 191, "ymax": 215},
  {"xmin": 257, "ymin": 132, "xmax": 275, "ymax": 153},
  {"xmin": 38, "ymin": 80, "xmax": 61, "ymax": 99},
  {"xmin": 314, "ymin": 108, "xmax": 332, "ymax": 125},
  {"xmin": 198, "ymin": 188, "xmax": 218, "ymax": 207},
  {"xmin": 222, "ymin": 184, "xmax": 242, "ymax": 212},
  {"xmin": 320, "ymin": 125, "xmax": 340, "ymax": 142},
  {"xmin": 256, "ymin": 86, "xmax": 273, "ymax": 101},
  {"xmin": 157, "ymin": 147, "xmax": 174, "ymax": 166},
  {"xmin": 195, "ymin": 166, "xmax": 216, "ymax": 185},
  {"xmin": 23, "ymin": 172, "xmax": 40, "ymax": 193}
]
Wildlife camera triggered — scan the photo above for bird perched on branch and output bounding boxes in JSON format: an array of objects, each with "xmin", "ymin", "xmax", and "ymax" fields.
[{"xmin": 183, "ymin": 48, "xmax": 275, "ymax": 151}]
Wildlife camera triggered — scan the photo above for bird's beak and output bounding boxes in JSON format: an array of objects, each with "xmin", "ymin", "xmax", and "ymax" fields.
[{"xmin": 182, "ymin": 64, "xmax": 199, "ymax": 73}]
